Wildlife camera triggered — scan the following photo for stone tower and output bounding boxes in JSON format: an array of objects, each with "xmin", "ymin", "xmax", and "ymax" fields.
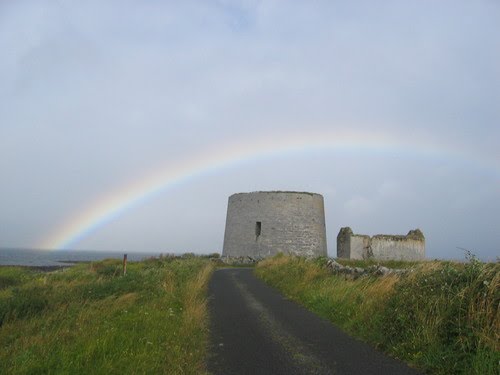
[{"xmin": 222, "ymin": 191, "xmax": 327, "ymax": 258}]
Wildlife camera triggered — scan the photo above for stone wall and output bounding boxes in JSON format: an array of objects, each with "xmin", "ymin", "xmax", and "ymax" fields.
[
  {"xmin": 337, "ymin": 227, "xmax": 425, "ymax": 261},
  {"xmin": 222, "ymin": 191, "xmax": 327, "ymax": 258}
]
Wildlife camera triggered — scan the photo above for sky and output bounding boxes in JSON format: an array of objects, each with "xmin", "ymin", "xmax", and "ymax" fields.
[{"xmin": 0, "ymin": 0, "xmax": 499, "ymax": 260}]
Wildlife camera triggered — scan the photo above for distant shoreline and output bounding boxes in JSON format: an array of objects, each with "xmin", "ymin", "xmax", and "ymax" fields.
[
  {"xmin": 0, "ymin": 248, "xmax": 167, "ymax": 268},
  {"xmin": 0, "ymin": 264, "xmax": 74, "ymax": 272}
]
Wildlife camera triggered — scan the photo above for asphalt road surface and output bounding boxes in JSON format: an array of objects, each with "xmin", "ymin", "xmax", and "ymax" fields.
[{"xmin": 207, "ymin": 268, "xmax": 420, "ymax": 375}]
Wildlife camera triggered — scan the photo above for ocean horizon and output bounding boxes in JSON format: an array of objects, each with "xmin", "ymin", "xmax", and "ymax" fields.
[{"xmin": 0, "ymin": 248, "xmax": 178, "ymax": 267}]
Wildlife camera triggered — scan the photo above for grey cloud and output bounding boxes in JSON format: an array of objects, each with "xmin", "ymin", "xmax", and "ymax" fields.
[{"xmin": 0, "ymin": 1, "xmax": 499, "ymax": 260}]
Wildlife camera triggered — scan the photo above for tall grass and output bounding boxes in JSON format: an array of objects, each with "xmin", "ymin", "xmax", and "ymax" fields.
[
  {"xmin": 333, "ymin": 257, "xmax": 420, "ymax": 269},
  {"xmin": 0, "ymin": 257, "xmax": 214, "ymax": 374},
  {"xmin": 255, "ymin": 254, "xmax": 499, "ymax": 374}
]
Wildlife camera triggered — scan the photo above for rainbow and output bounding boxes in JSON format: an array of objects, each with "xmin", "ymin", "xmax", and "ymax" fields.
[{"xmin": 40, "ymin": 130, "xmax": 498, "ymax": 250}]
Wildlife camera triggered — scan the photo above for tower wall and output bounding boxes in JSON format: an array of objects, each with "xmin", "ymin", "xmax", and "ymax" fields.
[{"xmin": 222, "ymin": 191, "xmax": 327, "ymax": 258}]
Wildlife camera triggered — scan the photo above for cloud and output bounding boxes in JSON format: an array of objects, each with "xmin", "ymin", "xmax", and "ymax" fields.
[
  {"xmin": 0, "ymin": 0, "xmax": 499, "ymax": 260},
  {"xmin": 343, "ymin": 196, "xmax": 375, "ymax": 217}
]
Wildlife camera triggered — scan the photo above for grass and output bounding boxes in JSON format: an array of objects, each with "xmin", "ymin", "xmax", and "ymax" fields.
[
  {"xmin": 0, "ymin": 256, "xmax": 214, "ymax": 374},
  {"xmin": 332, "ymin": 257, "xmax": 421, "ymax": 269},
  {"xmin": 255, "ymin": 254, "xmax": 499, "ymax": 374}
]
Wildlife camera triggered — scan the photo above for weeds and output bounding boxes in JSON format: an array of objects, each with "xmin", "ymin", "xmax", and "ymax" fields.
[
  {"xmin": 0, "ymin": 257, "xmax": 214, "ymax": 374},
  {"xmin": 255, "ymin": 255, "xmax": 499, "ymax": 374},
  {"xmin": 333, "ymin": 257, "xmax": 421, "ymax": 269}
]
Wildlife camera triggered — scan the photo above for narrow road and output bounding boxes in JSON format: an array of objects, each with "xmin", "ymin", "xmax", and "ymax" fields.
[{"xmin": 207, "ymin": 268, "xmax": 420, "ymax": 375}]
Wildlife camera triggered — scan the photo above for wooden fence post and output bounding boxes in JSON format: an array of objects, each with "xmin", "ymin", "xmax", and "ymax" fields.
[{"xmin": 123, "ymin": 253, "xmax": 128, "ymax": 276}]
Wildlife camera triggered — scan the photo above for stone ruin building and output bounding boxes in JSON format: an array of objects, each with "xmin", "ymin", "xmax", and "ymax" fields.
[
  {"xmin": 221, "ymin": 191, "xmax": 425, "ymax": 261},
  {"xmin": 222, "ymin": 191, "xmax": 328, "ymax": 258},
  {"xmin": 337, "ymin": 227, "xmax": 425, "ymax": 261}
]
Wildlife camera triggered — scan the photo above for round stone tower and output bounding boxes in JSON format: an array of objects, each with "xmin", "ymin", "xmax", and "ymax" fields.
[{"xmin": 222, "ymin": 191, "xmax": 327, "ymax": 258}]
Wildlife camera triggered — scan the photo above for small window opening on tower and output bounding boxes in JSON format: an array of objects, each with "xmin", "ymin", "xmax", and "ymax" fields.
[{"xmin": 255, "ymin": 221, "xmax": 262, "ymax": 238}]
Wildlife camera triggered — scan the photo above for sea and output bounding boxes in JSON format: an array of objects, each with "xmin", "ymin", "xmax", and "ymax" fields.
[{"xmin": 0, "ymin": 248, "xmax": 167, "ymax": 267}]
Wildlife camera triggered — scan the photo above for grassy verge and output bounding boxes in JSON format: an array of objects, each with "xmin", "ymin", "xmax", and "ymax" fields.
[
  {"xmin": 333, "ymin": 258, "xmax": 421, "ymax": 269},
  {"xmin": 255, "ymin": 254, "xmax": 499, "ymax": 374},
  {"xmin": 0, "ymin": 256, "xmax": 214, "ymax": 374}
]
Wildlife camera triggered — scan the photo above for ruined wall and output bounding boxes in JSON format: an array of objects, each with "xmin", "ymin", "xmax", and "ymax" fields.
[
  {"xmin": 222, "ymin": 191, "xmax": 327, "ymax": 258},
  {"xmin": 337, "ymin": 227, "xmax": 425, "ymax": 261},
  {"xmin": 337, "ymin": 227, "xmax": 371, "ymax": 259}
]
